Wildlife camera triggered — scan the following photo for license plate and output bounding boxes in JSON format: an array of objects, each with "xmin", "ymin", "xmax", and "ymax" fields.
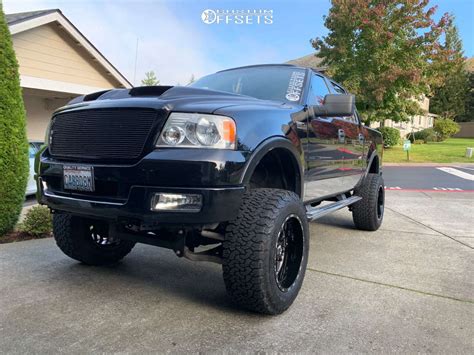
[{"xmin": 63, "ymin": 165, "xmax": 95, "ymax": 192}]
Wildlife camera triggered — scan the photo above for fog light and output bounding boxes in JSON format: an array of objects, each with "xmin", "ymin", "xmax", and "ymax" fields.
[{"xmin": 151, "ymin": 193, "xmax": 202, "ymax": 212}]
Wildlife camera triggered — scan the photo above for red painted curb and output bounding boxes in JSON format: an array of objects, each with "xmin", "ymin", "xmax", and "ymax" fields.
[{"xmin": 384, "ymin": 188, "xmax": 474, "ymax": 193}]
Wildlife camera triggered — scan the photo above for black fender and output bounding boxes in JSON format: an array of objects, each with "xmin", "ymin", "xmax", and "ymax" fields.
[
  {"xmin": 239, "ymin": 136, "xmax": 305, "ymax": 197},
  {"xmin": 354, "ymin": 150, "xmax": 381, "ymax": 190},
  {"xmin": 365, "ymin": 149, "xmax": 381, "ymax": 177}
]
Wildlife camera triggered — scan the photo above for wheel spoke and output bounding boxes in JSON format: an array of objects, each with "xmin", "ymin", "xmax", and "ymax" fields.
[{"xmin": 274, "ymin": 215, "xmax": 304, "ymax": 292}]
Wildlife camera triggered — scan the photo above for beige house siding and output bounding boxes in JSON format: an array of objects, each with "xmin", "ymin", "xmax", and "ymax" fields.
[
  {"xmin": 13, "ymin": 23, "xmax": 119, "ymax": 89},
  {"xmin": 371, "ymin": 96, "xmax": 435, "ymax": 138},
  {"xmin": 373, "ymin": 115, "xmax": 435, "ymax": 138},
  {"xmin": 23, "ymin": 94, "xmax": 70, "ymax": 141}
]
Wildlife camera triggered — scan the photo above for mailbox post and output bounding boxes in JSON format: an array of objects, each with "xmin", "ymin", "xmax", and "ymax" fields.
[{"xmin": 403, "ymin": 140, "xmax": 411, "ymax": 161}]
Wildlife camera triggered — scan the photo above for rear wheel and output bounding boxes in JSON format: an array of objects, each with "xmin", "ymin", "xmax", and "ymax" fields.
[
  {"xmin": 352, "ymin": 173, "xmax": 385, "ymax": 231},
  {"xmin": 222, "ymin": 189, "xmax": 309, "ymax": 315},
  {"xmin": 53, "ymin": 213, "xmax": 135, "ymax": 265}
]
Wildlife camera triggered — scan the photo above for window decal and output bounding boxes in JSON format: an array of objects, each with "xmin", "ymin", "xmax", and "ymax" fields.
[{"xmin": 285, "ymin": 71, "xmax": 305, "ymax": 101}]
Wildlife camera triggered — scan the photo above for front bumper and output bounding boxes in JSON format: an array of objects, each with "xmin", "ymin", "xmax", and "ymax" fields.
[
  {"xmin": 40, "ymin": 182, "xmax": 244, "ymax": 227},
  {"xmin": 37, "ymin": 148, "xmax": 248, "ymax": 227}
]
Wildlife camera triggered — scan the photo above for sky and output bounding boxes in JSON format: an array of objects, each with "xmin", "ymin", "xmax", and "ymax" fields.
[{"xmin": 3, "ymin": 0, "xmax": 474, "ymax": 86}]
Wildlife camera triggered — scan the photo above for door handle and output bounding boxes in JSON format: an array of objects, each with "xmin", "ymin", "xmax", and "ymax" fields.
[
  {"xmin": 338, "ymin": 129, "xmax": 345, "ymax": 143},
  {"xmin": 296, "ymin": 121, "xmax": 307, "ymax": 129}
]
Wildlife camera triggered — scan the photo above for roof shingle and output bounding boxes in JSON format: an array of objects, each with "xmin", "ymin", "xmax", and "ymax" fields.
[{"xmin": 6, "ymin": 9, "xmax": 59, "ymax": 25}]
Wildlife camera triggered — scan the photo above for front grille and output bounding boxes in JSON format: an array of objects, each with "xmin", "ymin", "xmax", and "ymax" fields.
[{"xmin": 49, "ymin": 108, "xmax": 158, "ymax": 161}]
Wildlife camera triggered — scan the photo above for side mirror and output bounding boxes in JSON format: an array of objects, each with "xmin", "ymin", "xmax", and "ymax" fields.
[{"xmin": 309, "ymin": 94, "xmax": 355, "ymax": 118}]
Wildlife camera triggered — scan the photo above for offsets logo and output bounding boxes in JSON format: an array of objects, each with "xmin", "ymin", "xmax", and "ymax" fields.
[{"xmin": 201, "ymin": 9, "xmax": 273, "ymax": 25}]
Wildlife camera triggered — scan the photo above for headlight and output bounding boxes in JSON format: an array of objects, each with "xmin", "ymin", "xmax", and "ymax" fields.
[
  {"xmin": 44, "ymin": 119, "xmax": 53, "ymax": 147},
  {"xmin": 156, "ymin": 113, "xmax": 236, "ymax": 149}
]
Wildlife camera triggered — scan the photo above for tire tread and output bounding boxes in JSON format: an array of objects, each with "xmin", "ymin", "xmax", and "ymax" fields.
[{"xmin": 223, "ymin": 188, "xmax": 308, "ymax": 314}]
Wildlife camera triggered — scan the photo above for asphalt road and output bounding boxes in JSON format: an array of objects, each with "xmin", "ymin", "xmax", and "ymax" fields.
[
  {"xmin": 384, "ymin": 165, "xmax": 474, "ymax": 191},
  {"xmin": 3, "ymin": 190, "xmax": 473, "ymax": 353}
]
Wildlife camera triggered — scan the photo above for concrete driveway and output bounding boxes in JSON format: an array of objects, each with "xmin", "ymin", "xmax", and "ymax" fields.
[{"xmin": 1, "ymin": 191, "xmax": 473, "ymax": 353}]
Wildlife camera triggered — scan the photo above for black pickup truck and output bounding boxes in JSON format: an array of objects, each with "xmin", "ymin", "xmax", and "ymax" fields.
[{"xmin": 36, "ymin": 64, "xmax": 384, "ymax": 314}]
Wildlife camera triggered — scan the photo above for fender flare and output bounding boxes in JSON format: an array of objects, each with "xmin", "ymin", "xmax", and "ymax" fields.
[
  {"xmin": 366, "ymin": 150, "xmax": 381, "ymax": 176},
  {"xmin": 239, "ymin": 136, "xmax": 304, "ymax": 197},
  {"xmin": 353, "ymin": 150, "xmax": 381, "ymax": 190}
]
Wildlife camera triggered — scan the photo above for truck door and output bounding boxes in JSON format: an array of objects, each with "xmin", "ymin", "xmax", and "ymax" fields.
[
  {"xmin": 304, "ymin": 73, "xmax": 348, "ymax": 203},
  {"xmin": 328, "ymin": 81, "xmax": 365, "ymax": 187}
]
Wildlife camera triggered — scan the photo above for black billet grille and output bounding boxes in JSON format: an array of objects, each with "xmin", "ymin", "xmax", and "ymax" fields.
[{"xmin": 49, "ymin": 109, "xmax": 158, "ymax": 160}]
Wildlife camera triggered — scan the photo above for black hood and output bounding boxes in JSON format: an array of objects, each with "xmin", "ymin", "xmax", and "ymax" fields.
[{"xmin": 64, "ymin": 86, "xmax": 286, "ymax": 115}]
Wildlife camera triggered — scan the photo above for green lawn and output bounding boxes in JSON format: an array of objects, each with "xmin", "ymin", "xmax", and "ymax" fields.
[{"xmin": 382, "ymin": 138, "xmax": 474, "ymax": 163}]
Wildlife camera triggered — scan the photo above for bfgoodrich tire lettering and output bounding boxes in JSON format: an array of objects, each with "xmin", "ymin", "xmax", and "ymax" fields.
[
  {"xmin": 53, "ymin": 213, "xmax": 135, "ymax": 265},
  {"xmin": 222, "ymin": 188, "xmax": 309, "ymax": 314}
]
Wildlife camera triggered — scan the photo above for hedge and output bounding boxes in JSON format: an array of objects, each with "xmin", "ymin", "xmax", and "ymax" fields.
[
  {"xmin": 19, "ymin": 206, "xmax": 52, "ymax": 237},
  {"xmin": 434, "ymin": 119, "xmax": 460, "ymax": 142},
  {"xmin": 377, "ymin": 127, "xmax": 400, "ymax": 147},
  {"xmin": 0, "ymin": 5, "xmax": 29, "ymax": 236},
  {"xmin": 407, "ymin": 128, "xmax": 436, "ymax": 143}
]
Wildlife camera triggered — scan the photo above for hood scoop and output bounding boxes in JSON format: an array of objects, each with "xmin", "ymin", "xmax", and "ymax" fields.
[{"xmin": 129, "ymin": 85, "xmax": 174, "ymax": 97}]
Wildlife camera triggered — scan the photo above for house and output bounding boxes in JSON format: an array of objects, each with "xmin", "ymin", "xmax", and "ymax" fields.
[
  {"xmin": 6, "ymin": 9, "xmax": 132, "ymax": 141},
  {"xmin": 286, "ymin": 54, "xmax": 435, "ymax": 137}
]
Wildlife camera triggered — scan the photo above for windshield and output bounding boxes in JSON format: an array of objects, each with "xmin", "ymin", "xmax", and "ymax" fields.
[{"xmin": 189, "ymin": 66, "xmax": 307, "ymax": 103}]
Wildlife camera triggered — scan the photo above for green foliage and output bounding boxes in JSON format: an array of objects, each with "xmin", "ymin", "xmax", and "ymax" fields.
[
  {"xmin": 19, "ymin": 206, "xmax": 52, "ymax": 237},
  {"xmin": 430, "ymin": 17, "xmax": 470, "ymax": 120},
  {"xmin": 141, "ymin": 71, "xmax": 160, "ymax": 86},
  {"xmin": 311, "ymin": 0, "xmax": 450, "ymax": 124},
  {"xmin": 456, "ymin": 71, "xmax": 474, "ymax": 122},
  {"xmin": 433, "ymin": 119, "xmax": 460, "ymax": 141},
  {"xmin": 0, "ymin": 5, "xmax": 29, "ymax": 236},
  {"xmin": 377, "ymin": 127, "xmax": 400, "ymax": 147},
  {"xmin": 407, "ymin": 128, "xmax": 436, "ymax": 143}
]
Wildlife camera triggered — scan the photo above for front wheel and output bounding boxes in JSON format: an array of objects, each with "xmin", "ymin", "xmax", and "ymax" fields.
[
  {"xmin": 53, "ymin": 213, "xmax": 135, "ymax": 265},
  {"xmin": 222, "ymin": 189, "xmax": 309, "ymax": 315},
  {"xmin": 352, "ymin": 173, "xmax": 385, "ymax": 231}
]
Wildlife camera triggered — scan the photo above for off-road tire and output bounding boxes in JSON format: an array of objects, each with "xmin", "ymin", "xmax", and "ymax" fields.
[
  {"xmin": 53, "ymin": 213, "xmax": 135, "ymax": 265},
  {"xmin": 222, "ymin": 188, "xmax": 309, "ymax": 315},
  {"xmin": 352, "ymin": 173, "xmax": 385, "ymax": 231}
]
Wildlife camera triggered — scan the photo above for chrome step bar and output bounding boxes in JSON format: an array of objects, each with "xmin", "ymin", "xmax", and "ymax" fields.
[{"xmin": 306, "ymin": 196, "xmax": 362, "ymax": 221}]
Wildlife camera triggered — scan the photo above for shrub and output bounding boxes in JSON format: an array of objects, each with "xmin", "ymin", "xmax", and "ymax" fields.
[
  {"xmin": 19, "ymin": 206, "xmax": 52, "ymax": 237},
  {"xmin": 377, "ymin": 127, "xmax": 400, "ymax": 147},
  {"xmin": 0, "ymin": 5, "xmax": 29, "ymax": 236},
  {"xmin": 407, "ymin": 128, "xmax": 436, "ymax": 143},
  {"xmin": 433, "ymin": 119, "xmax": 460, "ymax": 141}
]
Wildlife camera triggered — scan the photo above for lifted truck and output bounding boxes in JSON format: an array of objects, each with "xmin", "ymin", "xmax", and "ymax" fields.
[{"xmin": 37, "ymin": 64, "xmax": 384, "ymax": 315}]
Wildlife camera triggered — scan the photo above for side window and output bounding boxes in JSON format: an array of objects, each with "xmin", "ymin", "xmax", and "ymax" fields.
[
  {"xmin": 330, "ymin": 82, "xmax": 346, "ymax": 94},
  {"xmin": 307, "ymin": 74, "xmax": 330, "ymax": 106}
]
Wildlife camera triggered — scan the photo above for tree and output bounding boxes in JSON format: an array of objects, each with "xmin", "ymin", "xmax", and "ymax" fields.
[
  {"xmin": 456, "ymin": 63, "xmax": 474, "ymax": 122},
  {"xmin": 429, "ymin": 17, "xmax": 469, "ymax": 120},
  {"xmin": 311, "ymin": 0, "xmax": 450, "ymax": 125},
  {"xmin": 188, "ymin": 74, "xmax": 195, "ymax": 84},
  {"xmin": 141, "ymin": 71, "xmax": 160, "ymax": 86},
  {"xmin": 0, "ymin": 4, "xmax": 29, "ymax": 236}
]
